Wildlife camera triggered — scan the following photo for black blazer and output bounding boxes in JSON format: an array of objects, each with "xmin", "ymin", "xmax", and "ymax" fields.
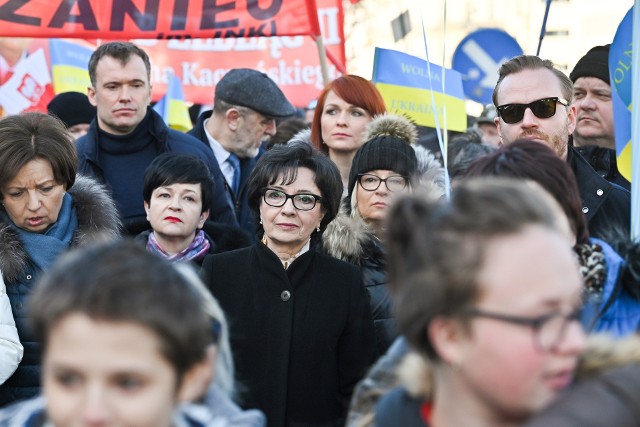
[{"xmin": 202, "ymin": 243, "xmax": 377, "ymax": 427}]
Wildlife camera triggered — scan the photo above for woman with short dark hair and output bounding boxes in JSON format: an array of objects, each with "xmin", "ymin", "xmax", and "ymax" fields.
[
  {"xmin": 0, "ymin": 112, "xmax": 120, "ymax": 405},
  {"xmin": 137, "ymin": 153, "xmax": 250, "ymax": 265},
  {"xmin": 202, "ymin": 142, "xmax": 377, "ymax": 427}
]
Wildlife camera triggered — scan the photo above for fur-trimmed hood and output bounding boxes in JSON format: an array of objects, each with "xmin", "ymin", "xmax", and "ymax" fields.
[
  {"xmin": 0, "ymin": 175, "xmax": 121, "ymax": 282},
  {"xmin": 322, "ymin": 202, "xmax": 376, "ymax": 265},
  {"xmin": 396, "ymin": 334, "xmax": 640, "ymax": 402}
]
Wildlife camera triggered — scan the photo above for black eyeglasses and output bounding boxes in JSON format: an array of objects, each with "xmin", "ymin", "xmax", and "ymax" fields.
[
  {"xmin": 357, "ymin": 174, "xmax": 408, "ymax": 192},
  {"xmin": 263, "ymin": 188, "xmax": 322, "ymax": 211},
  {"xmin": 496, "ymin": 97, "xmax": 569, "ymax": 124},
  {"xmin": 463, "ymin": 307, "xmax": 582, "ymax": 352}
]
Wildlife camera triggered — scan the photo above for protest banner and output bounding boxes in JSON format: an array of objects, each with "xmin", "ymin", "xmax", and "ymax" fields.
[{"xmin": 372, "ymin": 47, "xmax": 466, "ymax": 131}]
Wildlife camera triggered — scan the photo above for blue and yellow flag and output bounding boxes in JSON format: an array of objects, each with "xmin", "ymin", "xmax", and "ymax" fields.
[
  {"xmin": 609, "ymin": 7, "xmax": 633, "ymax": 182},
  {"xmin": 372, "ymin": 48, "xmax": 466, "ymax": 131},
  {"xmin": 49, "ymin": 39, "xmax": 92, "ymax": 94},
  {"xmin": 153, "ymin": 73, "xmax": 192, "ymax": 132}
]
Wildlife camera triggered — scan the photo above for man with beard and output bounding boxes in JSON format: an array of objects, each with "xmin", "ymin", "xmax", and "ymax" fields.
[
  {"xmin": 492, "ymin": 55, "xmax": 630, "ymax": 239},
  {"xmin": 570, "ymin": 45, "xmax": 630, "ymax": 190},
  {"xmin": 188, "ymin": 69, "xmax": 295, "ymax": 237}
]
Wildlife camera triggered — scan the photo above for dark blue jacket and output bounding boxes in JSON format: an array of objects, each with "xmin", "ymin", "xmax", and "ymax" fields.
[
  {"xmin": 76, "ymin": 109, "xmax": 237, "ymax": 234},
  {"xmin": 188, "ymin": 111, "xmax": 261, "ymax": 238},
  {"xmin": 0, "ymin": 176, "xmax": 121, "ymax": 407}
]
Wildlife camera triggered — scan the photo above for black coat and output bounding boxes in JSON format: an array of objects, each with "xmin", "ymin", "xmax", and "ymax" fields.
[
  {"xmin": 202, "ymin": 243, "xmax": 377, "ymax": 427},
  {"xmin": 322, "ymin": 207, "xmax": 396, "ymax": 355},
  {"xmin": 568, "ymin": 145, "xmax": 631, "ymax": 239}
]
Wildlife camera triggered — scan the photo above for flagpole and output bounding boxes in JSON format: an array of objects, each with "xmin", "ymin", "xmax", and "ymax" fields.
[
  {"xmin": 631, "ymin": 0, "xmax": 640, "ymax": 239},
  {"xmin": 536, "ymin": 0, "xmax": 552, "ymax": 55},
  {"xmin": 315, "ymin": 35, "xmax": 330, "ymax": 86}
]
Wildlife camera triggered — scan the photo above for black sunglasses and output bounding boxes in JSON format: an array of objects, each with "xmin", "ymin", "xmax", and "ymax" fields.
[{"xmin": 496, "ymin": 97, "xmax": 569, "ymax": 124}]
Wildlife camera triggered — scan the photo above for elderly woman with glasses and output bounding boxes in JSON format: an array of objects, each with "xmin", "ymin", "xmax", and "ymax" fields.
[
  {"xmin": 323, "ymin": 114, "xmax": 443, "ymax": 355},
  {"xmin": 201, "ymin": 142, "xmax": 377, "ymax": 427},
  {"xmin": 375, "ymin": 178, "xmax": 586, "ymax": 427}
]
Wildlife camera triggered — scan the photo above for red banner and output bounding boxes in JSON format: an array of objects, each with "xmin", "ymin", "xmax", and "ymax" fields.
[
  {"xmin": 141, "ymin": 0, "xmax": 343, "ymax": 107},
  {"xmin": 0, "ymin": 0, "xmax": 321, "ymax": 39},
  {"xmin": 5, "ymin": 0, "xmax": 342, "ymax": 109}
]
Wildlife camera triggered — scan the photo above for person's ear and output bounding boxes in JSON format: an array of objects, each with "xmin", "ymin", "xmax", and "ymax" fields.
[
  {"xmin": 178, "ymin": 345, "xmax": 217, "ymax": 403},
  {"xmin": 87, "ymin": 86, "xmax": 97, "ymax": 107},
  {"xmin": 144, "ymin": 200, "xmax": 151, "ymax": 220},
  {"xmin": 428, "ymin": 316, "xmax": 469, "ymax": 367},
  {"xmin": 226, "ymin": 108, "xmax": 242, "ymax": 131},
  {"xmin": 198, "ymin": 209, "xmax": 210, "ymax": 229},
  {"xmin": 566, "ymin": 104, "xmax": 577, "ymax": 135}
]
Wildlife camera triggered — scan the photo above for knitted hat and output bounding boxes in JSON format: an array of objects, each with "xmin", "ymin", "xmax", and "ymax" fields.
[
  {"xmin": 569, "ymin": 45, "xmax": 610, "ymax": 84},
  {"xmin": 347, "ymin": 114, "xmax": 418, "ymax": 199},
  {"xmin": 47, "ymin": 92, "xmax": 96, "ymax": 128},
  {"xmin": 215, "ymin": 68, "xmax": 295, "ymax": 118}
]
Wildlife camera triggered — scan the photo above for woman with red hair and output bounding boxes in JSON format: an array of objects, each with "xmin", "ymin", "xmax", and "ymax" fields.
[{"xmin": 310, "ymin": 75, "xmax": 386, "ymax": 192}]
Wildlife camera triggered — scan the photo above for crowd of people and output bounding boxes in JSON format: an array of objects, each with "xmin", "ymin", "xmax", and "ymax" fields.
[{"xmin": 0, "ymin": 38, "xmax": 636, "ymax": 427}]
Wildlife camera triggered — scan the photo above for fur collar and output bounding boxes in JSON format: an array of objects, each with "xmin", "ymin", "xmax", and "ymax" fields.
[
  {"xmin": 0, "ymin": 175, "xmax": 121, "ymax": 282},
  {"xmin": 322, "ymin": 203, "xmax": 375, "ymax": 265},
  {"xmin": 396, "ymin": 334, "xmax": 640, "ymax": 402}
]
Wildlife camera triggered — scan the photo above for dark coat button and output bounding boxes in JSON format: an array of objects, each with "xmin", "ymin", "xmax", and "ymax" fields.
[{"xmin": 280, "ymin": 290, "xmax": 291, "ymax": 301}]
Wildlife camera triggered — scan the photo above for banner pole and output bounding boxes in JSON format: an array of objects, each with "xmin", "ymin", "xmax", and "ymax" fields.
[
  {"xmin": 631, "ymin": 0, "xmax": 640, "ymax": 240},
  {"xmin": 536, "ymin": 0, "xmax": 552, "ymax": 56},
  {"xmin": 316, "ymin": 35, "xmax": 330, "ymax": 86}
]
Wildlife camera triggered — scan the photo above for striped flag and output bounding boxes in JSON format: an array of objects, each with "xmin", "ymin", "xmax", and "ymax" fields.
[
  {"xmin": 153, "ymin": 73, "xmax": 192, "ymax": 132},
  {"xmin": 49, "ymin": 39, "xmax": 93, "ymax": 95}
]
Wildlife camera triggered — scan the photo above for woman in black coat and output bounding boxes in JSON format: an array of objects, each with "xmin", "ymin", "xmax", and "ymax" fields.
[{"xmin": 202, "ymin": 142, "xmax": 377, "ymax": 427}]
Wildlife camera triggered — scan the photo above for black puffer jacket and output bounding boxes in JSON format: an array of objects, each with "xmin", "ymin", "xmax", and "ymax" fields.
[{"xmin": 322, "ymin": 204, "xmax": 395, "ymax": 355}]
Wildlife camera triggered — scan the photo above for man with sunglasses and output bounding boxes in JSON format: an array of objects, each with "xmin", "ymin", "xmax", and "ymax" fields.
[{"xmin": 492, "ymin": 55, "xmax": 630, "ymax": 240}]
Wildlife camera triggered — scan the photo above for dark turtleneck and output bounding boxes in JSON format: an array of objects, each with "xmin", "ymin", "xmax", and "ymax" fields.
[{"xmin": 99, "ymin": 110, "xmax": 159, "ymax": 221}]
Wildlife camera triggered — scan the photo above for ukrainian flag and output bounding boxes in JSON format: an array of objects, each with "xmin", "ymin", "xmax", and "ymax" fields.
[
  {"xmin": 49, "ymin": 39, "xmax": 92, "ymax": 94},
  {"xmin": 372, "ymin": 48, "xmax": 466, "ymax": 131},
  {"xmin": 609, "ymin": 7, "xmax": 633, "ymax": 182},
  {"xmin": 153, "ymin": 73, "xmax": 192, "ymax": 132}
]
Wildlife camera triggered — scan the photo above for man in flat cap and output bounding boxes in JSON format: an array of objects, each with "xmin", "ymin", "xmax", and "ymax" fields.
[
  {"xmin": 189, "ymin": 68, "xmax": 295, "ymax": 237},
  {"xmin": 570, "ymin": 45, "xmax": 630, "ymax": 190}
]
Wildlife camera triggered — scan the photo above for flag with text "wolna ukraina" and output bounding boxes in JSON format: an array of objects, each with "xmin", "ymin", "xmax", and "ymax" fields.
[
  {"xmin": 49, "ymin": 39, "xmax": 93, "ymax": 95},
  {"xmin": 609, "ymin": 6, "xmax": 633, "ymax": 182},
  {"xmin": 371, "ymin": 47, "xmax": 466, "ymax": 131},
  {"xmin": 153, "ymin": 73, "xmax": 192, "ymax": 132}
]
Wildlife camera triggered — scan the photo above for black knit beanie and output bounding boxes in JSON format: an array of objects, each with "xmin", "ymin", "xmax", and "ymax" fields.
[
  {"xmin": 570, "ymin": 44, "xmax": 611, "ymax": 84},
  {"xmin": 47, "ymin": 91, "xmax": 97, "ymax": 128},
  {"xmin": 347, "ymin": 135, "xmax": 418, "ymax": 199}
]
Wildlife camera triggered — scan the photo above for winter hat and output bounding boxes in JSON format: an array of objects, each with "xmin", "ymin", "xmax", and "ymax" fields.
[
  {"xmin": 347, "ymin": 114, "xmax": 418, "ymax": 199},
  {"xmin": 47, "ymin": 92, "xmax": 96, "ymax": 128},
  {"xmin": 215, "ymin": 68, "xmax": 296, "ymax": 118},
  {"xmin": 570, "ymin": 45, "xmax": 610, "ymax": 84}
]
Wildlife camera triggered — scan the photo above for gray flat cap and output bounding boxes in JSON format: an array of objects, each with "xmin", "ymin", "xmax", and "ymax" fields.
[{"xmin": 215, "ymin": 68, "xmax": 295, "ymax": 118}]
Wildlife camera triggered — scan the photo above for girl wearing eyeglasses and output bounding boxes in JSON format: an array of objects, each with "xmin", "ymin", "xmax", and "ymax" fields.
[
  {"xmin": 465, "ymin": 140, "xmax": 640, "ymax": 338},
  {"xmin": 375, "ymin": 178, "xmax": 586, "ymax": 427},
  {"xmin": 201, "ymin": 142, "xmax": 377, "ymax": 427},
  {"xmin": 323, "ymin": 114, "xmax": 444, "ymax": 356}
]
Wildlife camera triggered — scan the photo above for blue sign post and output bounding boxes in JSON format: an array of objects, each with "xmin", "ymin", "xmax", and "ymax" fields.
[{"xmin": 452, "ymin": 28, "xmax": 523, "ymax": 104}]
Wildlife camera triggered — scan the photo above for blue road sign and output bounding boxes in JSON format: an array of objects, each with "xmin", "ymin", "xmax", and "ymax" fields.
[{"xmin": 452, "ymin": 28, "xmax": 523, "ymax": 104}]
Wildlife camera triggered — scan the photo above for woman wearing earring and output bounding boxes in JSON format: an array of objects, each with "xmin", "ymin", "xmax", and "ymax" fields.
[
  {"xmin": 0, "ymin": 112, "xmax": 120, "ymax": 405},
  {"xmin": 202, "ymin": 142, "xmax": 377, "ymax": 427},
  {"xmin": 310, "ymin": 75, "xmax": 386, "ymax": 193}
]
